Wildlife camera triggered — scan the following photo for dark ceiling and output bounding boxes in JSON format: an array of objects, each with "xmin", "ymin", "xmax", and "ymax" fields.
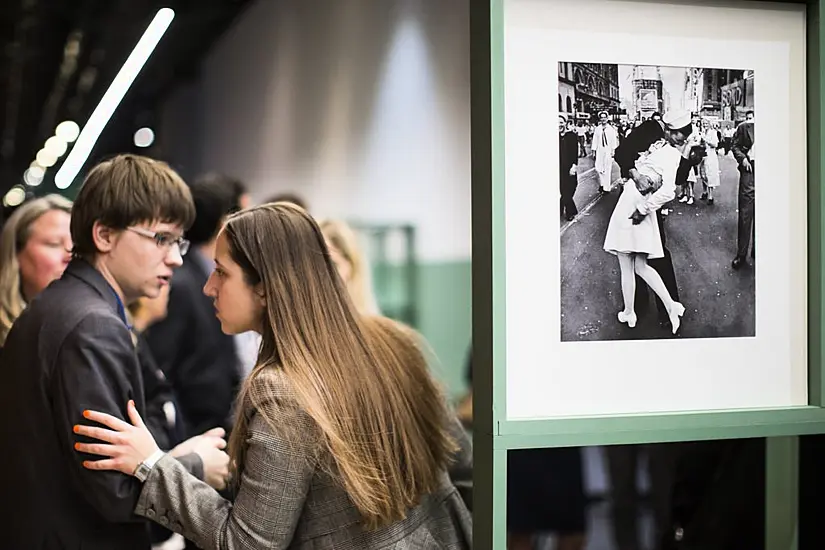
[{"xmin": 0, "ymin": 0, "xmax": 255, "ymax": 200}]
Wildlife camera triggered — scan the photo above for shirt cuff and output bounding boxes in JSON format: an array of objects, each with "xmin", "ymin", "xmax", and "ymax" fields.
[
  {"xmin": 144, "ymin": 449, "xmax": 166, "ymax": 470},
  {"xmin": 134, "ymin": 449, "xmax": 167, "ymax": 481}
]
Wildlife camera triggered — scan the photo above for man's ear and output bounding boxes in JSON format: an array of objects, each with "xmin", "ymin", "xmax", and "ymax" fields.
[{"xmin": 91, "ymin": 221, "xmax": 118, "ymax": 253}]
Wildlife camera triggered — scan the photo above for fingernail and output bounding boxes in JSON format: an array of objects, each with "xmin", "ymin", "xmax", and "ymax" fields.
[
  {"xmin": 83, "ymin": 461, "xmax": 90, "ymax": 468},
  {"xmin": 73, "ymin": 425, "xmax": 80, "ymax": 433},
  {"xmin": 74, "ymin": 442, "xmax": 81, "ymax": 450},
  {"xmin": 82, "ymin": 410, "xmax": 90, "ymax": 418}
]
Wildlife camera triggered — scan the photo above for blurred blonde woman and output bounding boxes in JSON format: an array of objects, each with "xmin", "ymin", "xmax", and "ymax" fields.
[
  {"xmin": 322, "ymin": 218, "xmax": 474, "ymax": 507},
  {"xmin": 74, "ymin": 203, "xmax": 472, "ymax": 548},
  {"xmin": 0, "ymin": 195, "xmax": 72, "ymax": 347},
  {"xmin": 319, "ymin": 218, "xmax": 381, "ymax": 315}
]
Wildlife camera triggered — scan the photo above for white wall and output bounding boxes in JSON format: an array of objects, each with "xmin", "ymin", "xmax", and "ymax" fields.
[{"xmin": 160, "ymin": 0, "xmax": 470, "ymax": 262}]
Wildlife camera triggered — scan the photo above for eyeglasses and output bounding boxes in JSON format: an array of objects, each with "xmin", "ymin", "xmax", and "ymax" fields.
[{"xmin": 127, "ymin": 227, "xmax": 190, "ymax": 256}]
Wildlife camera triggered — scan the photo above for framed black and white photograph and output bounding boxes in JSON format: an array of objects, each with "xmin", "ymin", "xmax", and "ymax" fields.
[
  {"xmin": 502, "ymin": 0, "xmax": 807, "ymax": 419},
  {"xmin": 558, "ymin": 63, "xmax": 756, "ymax": 342}
]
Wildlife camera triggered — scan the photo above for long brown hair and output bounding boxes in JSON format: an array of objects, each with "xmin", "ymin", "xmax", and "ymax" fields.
[{"xmin": 225, "ymin": 202, "xmax": 457, "ymax": 529}]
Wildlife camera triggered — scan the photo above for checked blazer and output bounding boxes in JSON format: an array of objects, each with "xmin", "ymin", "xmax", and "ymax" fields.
[{"xmin": 135, "ymin": 375, "xmax": 473, "ymax": 549}]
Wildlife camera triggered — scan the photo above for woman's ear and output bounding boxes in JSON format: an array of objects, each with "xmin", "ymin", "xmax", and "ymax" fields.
[{"xmin": 255, "ymin": 284, "xmax": 266, "ymax": 307}]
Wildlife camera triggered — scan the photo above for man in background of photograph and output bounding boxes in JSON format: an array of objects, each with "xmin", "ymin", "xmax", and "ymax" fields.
[
  {"xmin": 575, "ymin": 121, "xmax": 588, "ymax": 157},
  {"xmin": 731, "ymin": 110, "xmax": 755, "ymax": 269},
  {"xmin": 559, "ymin": 114, "xmax": 580, "ymax": 221},
  {"xmin": 592, "ymin": 110, "xmax": 619, "ymax": 194}
]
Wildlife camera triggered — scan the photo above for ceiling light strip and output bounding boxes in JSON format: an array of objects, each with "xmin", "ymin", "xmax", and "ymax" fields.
[{"xmin": 54, "ymin": 8, "xmax": 175, "ymax": 189}]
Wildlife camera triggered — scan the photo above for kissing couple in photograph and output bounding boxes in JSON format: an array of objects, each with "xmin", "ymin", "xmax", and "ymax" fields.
[{"xmin": 603, "ymin": 109, "xmax": 694, "ymax": 334}]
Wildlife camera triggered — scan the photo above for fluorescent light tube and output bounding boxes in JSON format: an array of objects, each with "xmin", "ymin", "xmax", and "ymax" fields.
[{"xmin": 55, "ymin": 8, "xmax": 175, "ymax": 189}]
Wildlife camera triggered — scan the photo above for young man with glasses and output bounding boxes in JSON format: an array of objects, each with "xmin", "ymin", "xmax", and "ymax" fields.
[{"xmin": 0, "ymin": 154, "xmax": 229, "ymax": 550}]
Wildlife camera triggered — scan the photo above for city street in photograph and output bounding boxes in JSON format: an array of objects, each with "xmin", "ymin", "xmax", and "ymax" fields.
[{"xmin": 558, "ymin": 63, "xmax": 756, "ymax": 341}]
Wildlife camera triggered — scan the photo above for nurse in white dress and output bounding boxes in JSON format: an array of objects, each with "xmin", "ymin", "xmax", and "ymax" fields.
[
  {"xmin": 700, "ymin": 121, "xmax": 721, "ymax": 204},
  {"xmin": 604, "ymin": 110, "xmax": 691, "ymax": 334}
]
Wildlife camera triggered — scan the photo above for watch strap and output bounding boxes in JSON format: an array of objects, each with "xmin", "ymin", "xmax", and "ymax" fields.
[{"xmin": 134, "ymin": 449, "xmax": 166, "ymax": 482}]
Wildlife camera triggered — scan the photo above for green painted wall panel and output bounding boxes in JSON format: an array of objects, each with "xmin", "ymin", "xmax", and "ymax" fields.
[
  {"xmin": 416, "ymin": 260, "xmax": 473, "ymax": 400},
  {"xmin": 375, "ymin": 260, "xmax": 473, "ymax": 400}
]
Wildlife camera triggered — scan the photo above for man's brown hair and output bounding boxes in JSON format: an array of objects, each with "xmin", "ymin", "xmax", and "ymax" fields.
[{"xmin": 70, "ymin": 154, "xmax": 195, "ymax": 258}]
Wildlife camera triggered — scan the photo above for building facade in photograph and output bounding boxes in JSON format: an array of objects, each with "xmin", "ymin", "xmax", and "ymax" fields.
[
  {"xmin": 684, "ymin": 67, "xmax": 753, "ymax": 124},
  {"xmin": 631, "ymin": 65, "xmax": 664, "ymax": 120},
  {"xmin": 684, "ymin": 67, "xmax": 703, "ymax": 113},
  {"xmin": 571, "ymin": 63, "xmax": 620, "ymax": 120},
  {"xmin": 719, "ymin": 70, "xmax": 754, "ymax": 123},
  {"xmin": 558, "ymin": 62, "xmax": 577, "ymax": 120}
]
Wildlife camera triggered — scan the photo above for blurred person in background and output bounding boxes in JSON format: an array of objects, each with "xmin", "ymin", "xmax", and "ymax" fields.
[
  {"xmin": 145, "ymin": 173, "xmax": 250, "ymax": 438},
  {"xmin": 132, "ymin": 288, "xmax": 229, "ymax": 461},
  {"xmin": 264, "ymin": 190, "xmax": 308, "ymax": 211},
  {"xmin": 506, "ymin": 445, "xmax": 587, "ymax": 550},
  {"xmin": 461, "ymin": 348, "xmax": 585, "ymax": 550},
  {"xmin": 0, "ymin": 194, "xmax": 72, "ymax": 348},
  {"xmin": 320, "ymin": 218, "xmax": 381, "ymax": 315},
  {"xmin": 129, "ymin": 288, "xmax": 209, "ymax": 550},
  {"xmin": 74, "ymin": 202, "xmax": 472, "ymax": 549},
  {"xmin": 321, "ymin": 216, "xmax": 473, "ymax": 508},
  {"xmin": 229, "ymin": 177, "xmax": 253, "ymax": 211},
  {"xmin": 662, "ymin": 438, "xmax": 764, "ymax": 550},
  {"xmin": 128, "ymin": 286, "xmax": 187, "ymax": 453}
]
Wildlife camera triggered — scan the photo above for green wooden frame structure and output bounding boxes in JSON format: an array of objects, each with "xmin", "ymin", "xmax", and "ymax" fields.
[{"xmin": 471, "ymin": 1, "xmax": 823, "ymax": 548}]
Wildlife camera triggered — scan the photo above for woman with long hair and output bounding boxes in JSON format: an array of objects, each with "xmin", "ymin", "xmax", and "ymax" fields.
[
  {"xmin": 73, "ymin": 202, "xmax": 472, "ymax": 549},
  {"xmin": 0, "ymin": 194, "xmax": 72, "ymax": 347}
]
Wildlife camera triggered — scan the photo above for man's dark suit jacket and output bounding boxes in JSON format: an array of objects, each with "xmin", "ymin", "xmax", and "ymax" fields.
[
  {"xmin": 559, "ymin": 130, "xmax": 579, "ymax": 177},
  {"xmin": 0, "ymin": 259, "xmax": 202, "ymax": 550},
  {"xmin": 732, "ymin": 120, "xmax": 755, "ymax": 167},
  {"xmin": 137, "ymin": 332, "xmax": 187, "ymax": 451},
  {"xmin": 145, "ymin": 253, "xmax": 241, "ymax": 437}
]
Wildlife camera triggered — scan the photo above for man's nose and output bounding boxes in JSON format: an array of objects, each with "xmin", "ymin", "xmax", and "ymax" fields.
[{"xmin": 166, "ymin": 245, "xmax": 184, "ymax": 267}]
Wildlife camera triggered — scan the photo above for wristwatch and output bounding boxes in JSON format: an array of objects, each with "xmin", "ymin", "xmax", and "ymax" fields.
[{"xmin": 134, "ymin": 449, "xmax": 166, "ymax": 482}]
